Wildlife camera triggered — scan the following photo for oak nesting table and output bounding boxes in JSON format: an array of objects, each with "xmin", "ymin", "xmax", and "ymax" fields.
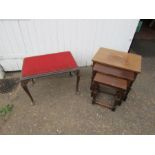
[
  {"xmin": 91, "ymin": 47, "xmax": 142, "ymax": 111},
  {"xmin": 92, "ymin": 48, "xmax": 141, "ymax": 73},
  {"xmin": 21, "ymin": 51, "xmax": 80, "ymax": 104}
]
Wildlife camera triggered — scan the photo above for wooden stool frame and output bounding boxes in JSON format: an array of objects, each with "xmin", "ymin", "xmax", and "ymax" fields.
[{"xmin": 21, "ymin": 68, "xmax": 80, "ymax": 104}]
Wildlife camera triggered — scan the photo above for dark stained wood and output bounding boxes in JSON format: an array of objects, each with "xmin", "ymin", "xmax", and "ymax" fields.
[
  {"xmin": 21, "ymin": 68, "xmax": 80, "ymax": 103},
  {"xmin": 91, "ymin": 47, "xmax": 142, "ymax": 110},
  {"xmin": 91, "ymin": 80, "xmax": 126, "ymax": 111},
  {"xmin": 94, "ymin": 73, "xmax": 128, "ymax": 90},
  {"xmin": 93, "ymin": 63, "xmax": 135, "ymax": 81},
  {"xmin": 92, "ymin": 47, "xmax": 142, "ymax": 73},
  {"xmin": 21, "ymin": 80, "xmax": 34, "ymax": 104},
  {"xmin": 75, "ymin": 69, "xmax": 80, "ymax": 93}
]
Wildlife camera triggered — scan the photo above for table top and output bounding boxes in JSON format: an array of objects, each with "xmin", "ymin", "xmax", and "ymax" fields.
[
  {"xmin": 22, "ymin": 51, "xmax": 78, "ymax": 78},
  {"xmin": 92, "ymin": 48, "xmax": 142, "ymax": 73}
]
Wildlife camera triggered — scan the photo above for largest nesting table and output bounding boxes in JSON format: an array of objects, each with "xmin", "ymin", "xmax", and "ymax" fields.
[{"xmin": 20, "ymin": 51, "xmax": 80, "ymax": 103}]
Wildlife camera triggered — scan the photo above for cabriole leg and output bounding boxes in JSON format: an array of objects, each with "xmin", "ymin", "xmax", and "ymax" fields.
[{"xmin": 21, "ymin": 79, "xmax": 34, "ymax": 104}]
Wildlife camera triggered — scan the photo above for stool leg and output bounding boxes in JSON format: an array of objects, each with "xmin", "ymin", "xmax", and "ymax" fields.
[
  {"xmin": 31, "ymin": 78, "xmax": 35, "ymax": 85},
  {"xmin": 21, "ymin": 80, "xmax": 34, "ymax": 104},
  {"xmin": 76, "ymin": 69, "xmax": 80, "ymax": 93},
  {"xmin": 69, "ymin": 72, "xmax": 73, "ymax": 77}
]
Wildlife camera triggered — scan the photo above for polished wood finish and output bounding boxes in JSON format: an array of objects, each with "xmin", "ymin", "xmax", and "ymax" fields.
[
  {"xmin": 94, "ymin": 73, "xmax": 128, "ymax": 90},
  {"xmin": 91, "ymin": 48, "xmax": 142, "ymax": 111},
  {"xmin": 91, "ymin": 73, "xmax": 127, "ymax": 111},
  {"xmin": 21, "ymin": 79, "xmax": 34, "ymax": 104},
  {"xmin": 21, "ymin": 69, "xmax": 80, "ymax": 103},
  {"xmin": 92, "ymin": 47, "xmax": 142, "ymax": 73},
  {"xmin": 93, "ymin": 63, "xmax": 135, "ymax": 81}
]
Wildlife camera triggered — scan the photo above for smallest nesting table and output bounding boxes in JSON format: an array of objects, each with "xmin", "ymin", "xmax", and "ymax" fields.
[{"xmin": 21, "ymin": 51, "xmax": 80, "ymax": 103}]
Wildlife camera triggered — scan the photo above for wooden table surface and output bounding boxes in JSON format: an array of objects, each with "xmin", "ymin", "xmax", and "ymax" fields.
[{"xmin": 92, "ymin": 48, "xmax": 142, "ymax": 73}]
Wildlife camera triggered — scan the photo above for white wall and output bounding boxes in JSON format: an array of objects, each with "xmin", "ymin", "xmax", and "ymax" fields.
[{"xmin": 0, "ymin": 19, "xmax": 139, "ymax": 71}]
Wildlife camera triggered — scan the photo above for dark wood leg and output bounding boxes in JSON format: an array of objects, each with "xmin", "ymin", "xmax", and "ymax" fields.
[
  {"xmin": 91, "ymin": 83, "xmax": 95, "ymax": 97},
  {"xmin": 21, "ymin": 80, "xmax": 34, "ymax": 103},
  {"xmin": 91, "ymin": 82, "xmax": 97, "ymax": 97},
  {"xmin": 76, "ymin": 69, "xmax": 80, "ymax": 93},
  {"xmin": 97, "ymin": 84, "xmax": 100, "ymax": 92},
  {"xmin": 124, "ymin": 73, "xmax": 137, "ymax": 101},
  {"xmin": 90, "ymin": 63, "xmax": 95, "ymax": 90},
  {"xmin": 113, "ymin": 89, "xmax": 125, "ymax": 110},
  {"xmin": 69, "ymin": 72, "xmax": 73, "ymax": 77},
  {"xmin": 31, "ymin": 78, "xmax": 35, "ymax": 85},
  {"xmin": 111, "ymin": 106, "xmax": 116, "ymax": 111},
  {"xmin": 90, "ymin": 71, "xmax": 96, "ymax": 90},
  {"xmin": 112, "ymin": 96, "xmax": 119, "ymax": 111},
  {"xmin": 92, "ymin": 82, "xmax": 98, "ymax": 104},
  {"xmin": 116, "ymin": 90, "xmax": 121, "ymax": 106},
  {"xmin": 116, "ymin": 89, "xmax": 124, "ymax": 106},
  {"xmin": 92, "ymin": 91, "xmax": 97, "ymax": 104},
  {"xmin": 123, "ymin": 82, "xmax": 133, "ymax": 101}
]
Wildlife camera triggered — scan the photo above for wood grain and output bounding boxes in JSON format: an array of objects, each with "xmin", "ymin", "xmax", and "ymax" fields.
[
  {"xmin": 92, "ymin": 48, "xmax": 142, "ymax": 73},
  {"xmin": 93, "ymin": 63, "xmax": 135, "ymax": 81},
  {"xmin": 94, "ymin": 73, "xmax": 128, "ymax": 90}
]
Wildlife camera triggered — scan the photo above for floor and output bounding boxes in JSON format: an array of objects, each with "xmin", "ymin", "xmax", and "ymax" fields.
[{"xmin": 0, "ymin": 33, "xmax": 155, "ymax": 134}]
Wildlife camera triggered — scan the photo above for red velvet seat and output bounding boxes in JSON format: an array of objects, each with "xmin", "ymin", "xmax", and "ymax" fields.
[
  {"xmin": 21, "ymin": 51, "xmax": 80, "ymax": 103},
  {"xmin": 22, "ymin": 51, "xmax": 78, "ymax": 78}
]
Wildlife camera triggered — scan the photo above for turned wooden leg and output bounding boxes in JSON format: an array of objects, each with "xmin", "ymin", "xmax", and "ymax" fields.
[
  {"xmin": 91, "ymin": 82, "xmax": 96, "ymax": 97},
  {"xmin": 91, "ymin": 84, "xmax": 95, "ymax": 97},
  {"xmin": 76, "ymin": 69, "xmax": 80, "ymax": 93},
  {"xmin": 21, "ymin": 79, "xmax": 34, "ymax": 103}
]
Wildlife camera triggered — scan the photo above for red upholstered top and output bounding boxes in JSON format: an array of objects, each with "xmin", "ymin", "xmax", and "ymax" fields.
[{"xmin": 22, "ymin": 51, "xmax": 78, "ymax": 78}]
